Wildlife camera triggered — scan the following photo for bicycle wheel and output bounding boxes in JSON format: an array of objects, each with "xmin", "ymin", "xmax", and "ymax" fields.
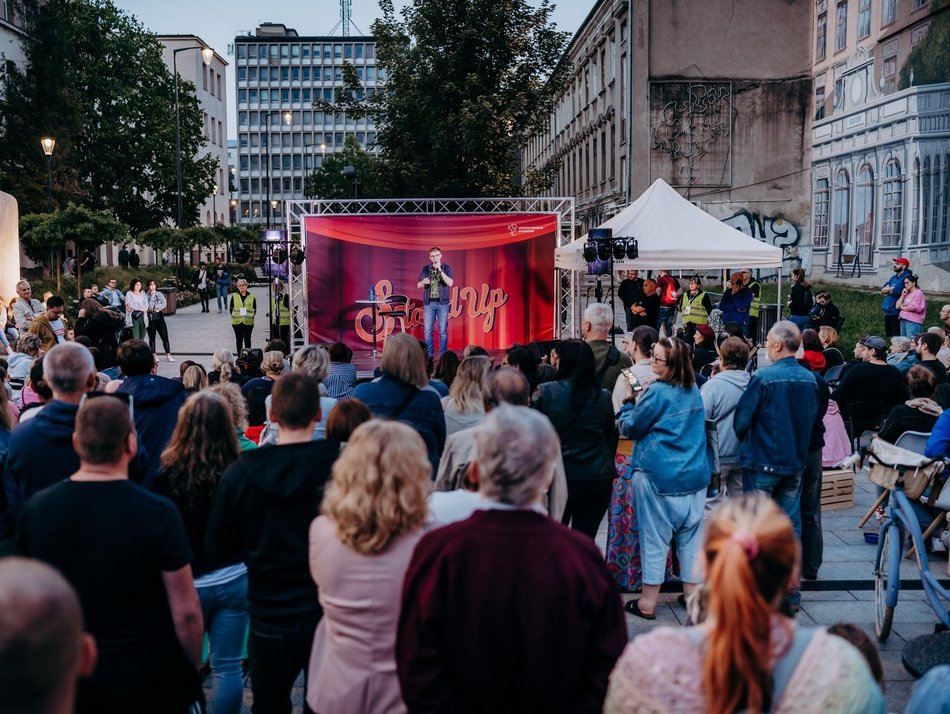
[{"xmin": 874, "ymin": 526, "xmax": 897, "ymax": 641}]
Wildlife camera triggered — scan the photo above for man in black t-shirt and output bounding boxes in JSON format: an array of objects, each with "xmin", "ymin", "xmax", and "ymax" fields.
[
  {"xmin": 916, "ymin": 332, "xmax": 947, "ymax": 384},
  {"xmin": 16, "ymin": 397, "xmax": 202, "ymax": 714},
  {"xmin": 629, "ymin": 277, "xmax": 661, "ymax": 330},
  {"xmin": 617, "ymin": 270, "xmax": 645, "ymax": 331}
]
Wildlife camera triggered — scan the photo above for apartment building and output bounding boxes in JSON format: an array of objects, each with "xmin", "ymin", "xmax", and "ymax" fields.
[
  {"xmin": 0, "ymin": 0, "xmax": 27, "ymax": 70},
  {"xmin": 232, "ymin": 22, "xmax": 380, "ymax": 227}
]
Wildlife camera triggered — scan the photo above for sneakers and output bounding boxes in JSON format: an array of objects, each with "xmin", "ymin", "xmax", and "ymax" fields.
[{"xmin": 166, "ymin": 355, "xmax": 175, "ymax": 362}]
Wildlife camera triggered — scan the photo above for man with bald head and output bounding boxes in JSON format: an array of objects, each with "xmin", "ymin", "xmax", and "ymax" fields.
[
  {"xmin": 0, "ymin": 557, "xmax": 97, "ymax": 714},
  {"xmin": 17, "ymin": 396, "xmax": 203, "ymax": 714},
  {"xmin": 433, "ymin": 367, "xmax": 567, "ymax": 522}
]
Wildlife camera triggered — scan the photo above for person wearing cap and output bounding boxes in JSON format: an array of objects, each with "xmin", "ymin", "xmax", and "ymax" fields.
[
  {"xmin": 832, "ymin": 336, "xmax": 905, "ymax": 440},
  {"xmin": 679, "ymin": 276, "xmax": 712, "ymax": 343},
  {"xmin": 879, "ymin": 257, "xmax": 912, "ymax": 337},
  {"xmin": 692, "ymin": 324, "xmax": 718, "ymax": 372},
  {"xmin": 740, "ymin": 269, "xmax": 761, "ymax": 341},
  {"xmin": 718, "ymin": 274, "xmax": 753, "ymax": 336}
]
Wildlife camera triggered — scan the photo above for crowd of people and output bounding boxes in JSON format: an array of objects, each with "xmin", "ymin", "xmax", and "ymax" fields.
[{"xmin": 3, "ymin": 262, "xmax": 950, "ymax": 714}]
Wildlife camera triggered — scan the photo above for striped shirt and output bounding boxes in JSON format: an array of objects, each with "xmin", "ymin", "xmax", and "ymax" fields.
[{"xmin": 325, "ymin": 362, "xmax": 358, "ymax": 399}]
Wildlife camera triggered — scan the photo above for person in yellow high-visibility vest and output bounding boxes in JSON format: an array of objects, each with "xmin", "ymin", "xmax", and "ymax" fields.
[
  {"xmin": 230, "ymin": 278, "xmax": 256, "ymax": 355},
  {"xmin": 271, "ymin": 278, "xmax": 291, "ymax": 348},
  {"xmin": 679, "ymin": 276, "xmax": 712, "ymax": 343},
  {"xmin": 741, "ymin": 269, "xmax": 762, "ymax": 343}
]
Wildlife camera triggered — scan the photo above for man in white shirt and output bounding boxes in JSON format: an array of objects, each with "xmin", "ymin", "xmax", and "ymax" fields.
[{"xmin": 12, "ymin": 281, "xmax": 45, "ymax": 332}]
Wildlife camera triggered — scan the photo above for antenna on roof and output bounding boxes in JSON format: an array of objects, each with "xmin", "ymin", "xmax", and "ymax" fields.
[{"xmin": 328, "ymin": 0, "xmax": 365, "ymax": 36}]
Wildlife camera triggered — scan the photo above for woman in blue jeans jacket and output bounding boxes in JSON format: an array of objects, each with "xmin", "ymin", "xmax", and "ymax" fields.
[
  {"xmin": 161, "ymin": 392, "xmax": 247, "ymax": 714},
  {"xmin": 616, "ymin": 337, "xmax": 710, "ymax": 619}
]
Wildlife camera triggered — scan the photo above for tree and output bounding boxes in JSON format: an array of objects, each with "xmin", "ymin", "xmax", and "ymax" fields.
[
  {"xmin": 899, "ymin": 3, "xmax": 950, "ymax": 89},
  {"xmin": 321, "ymin": 0, "xmax": 569, "ymax": 197},
  {"xmin": 305, "ymin": 136, "xmax": 385, "ymax": 199},
  {"xmin": 0, "ymin": 0, "xmax": 217, "ymax": 233}
]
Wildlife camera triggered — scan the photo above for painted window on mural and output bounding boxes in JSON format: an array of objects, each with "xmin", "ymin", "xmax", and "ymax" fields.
[
  {"xmin": 817, "ymin": 13, "xmax": 827, "ymax": 60},
  {"xmin": 912, "ymin": 158, "xmax": 920, "ymax": 243},
  {"xmin": 923, "ymin": 157, "xmax": 931, "ymax": 244},
  {"xmin": 943, "ymin": 153, "xmax": 950, "ymax": 243},
  {"xmin": 814, "ymin": 178, "xmax": 830, "ymax": 248},
  {"xmin": 856, "ymin": 166, "xmax": 875, "ymax": 262},
  {"xmin": 881, "ymin": 160, "xmax": 903, "ymax": 247},
  {"xmin": 833, "ymin": 170, "xmax": 851, "ymax": 259},
  {"xmin": 835, "ymin": 0, "xmax": 848, "ymax": 52},
  {"xmin": 858, "ymin": 0, "xmax": 871, "ymax": 38},
  {"xmin": 932, "ymin": 156, "xmax": 943, "ymax": 244}
]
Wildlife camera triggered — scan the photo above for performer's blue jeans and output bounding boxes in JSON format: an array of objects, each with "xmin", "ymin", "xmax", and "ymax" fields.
[{"xmin": 424, "ymin": 301, "xmax": 449, "ymax": 357}]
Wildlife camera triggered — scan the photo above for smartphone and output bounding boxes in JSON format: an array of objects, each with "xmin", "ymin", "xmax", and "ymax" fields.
[{"xmin": 620, "ymin": 368, "xmax": 643, "ymax": 393}]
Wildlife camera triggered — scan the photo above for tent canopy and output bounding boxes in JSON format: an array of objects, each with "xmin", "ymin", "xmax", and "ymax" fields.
[{"xmin": 555, "ymin": 179, "xmax": 783, "ymax": 271}]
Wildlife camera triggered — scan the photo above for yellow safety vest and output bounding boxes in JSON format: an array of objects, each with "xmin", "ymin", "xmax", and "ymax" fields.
[
  {"xmin": 749, "ymin": 280, "xmax": 761, "ymax": 317},
  {"xmin": 231, "ymin": 292, "xmax": 256, "ymax": 326},
  {"xmin": 680, "ymin": 290, "xmax": 709, "ymax": 325},
  {"xmin": 272, "ymin": 294, "xmax": 291, "ymax": 326}
]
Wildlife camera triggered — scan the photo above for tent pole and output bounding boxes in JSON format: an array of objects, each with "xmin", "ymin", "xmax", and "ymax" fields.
[{"xmin": 777, "ymin": 270, "xmax": 783, "ymax": 323}]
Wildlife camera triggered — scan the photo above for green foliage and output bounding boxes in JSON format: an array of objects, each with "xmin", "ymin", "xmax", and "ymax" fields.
[
  {"xmin": 319, "ymin": 0, "xmax": 569, "ymax": 197},
  {"xmin": 305, "ymin": 136, "xmax": 385, "ymax": 199},
  {"xmin": 18, "ymin": 204, "xmax": 128, "ymax": 263},
  {"xmin": 0, "ymin": 0, "xmax": 216, "ymax": 232},
  {"xmin": 137, "ymin": 226, "xmax": 224, "ymax": 254},
  {"xmin": 899, "ymin": 5, "xmax": 950, "ymax": 88}
]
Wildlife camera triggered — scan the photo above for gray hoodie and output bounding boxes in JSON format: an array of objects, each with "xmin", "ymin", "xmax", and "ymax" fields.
[{"xmin": 700, "ymin": 369, "xmax": 751, "ymax": 465}]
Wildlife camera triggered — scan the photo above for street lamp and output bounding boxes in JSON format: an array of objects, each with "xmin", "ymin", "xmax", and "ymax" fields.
[
  {"xmin": 40, "ymin": 137, "xmax": 55, "ymax": 212},
  {"xmin": 263, "ymin": 110, "xmax": 292, "ymax": 228},
  {"xmin": 173, "ymin": 44, "xmax": 215, "ymax": 229}
]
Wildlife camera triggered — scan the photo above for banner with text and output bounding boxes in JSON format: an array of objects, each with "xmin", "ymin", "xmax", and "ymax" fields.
[{"xmin": 304, "ymin": 213, "xmax": 557, "ymax": 351}]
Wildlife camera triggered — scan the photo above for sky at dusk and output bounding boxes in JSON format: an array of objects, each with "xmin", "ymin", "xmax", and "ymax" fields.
[{"xmin": 112, "ymin": 0, "xmax": 594, "ymax": 140}]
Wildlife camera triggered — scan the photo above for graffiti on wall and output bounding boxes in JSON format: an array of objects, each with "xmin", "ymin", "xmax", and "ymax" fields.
[{"xmin": 723, "ymin": 210, "xmax": 810, "ymax": 272}]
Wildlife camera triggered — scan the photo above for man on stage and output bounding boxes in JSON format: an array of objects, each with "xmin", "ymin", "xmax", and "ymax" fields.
[{"xmin": 417, "ymin": 246, "xmax": 454, "ymax": 358}]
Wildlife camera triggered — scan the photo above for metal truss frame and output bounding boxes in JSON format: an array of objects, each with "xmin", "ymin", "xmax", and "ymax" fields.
[{"xmin": 284, "ymin": 197, "xmax": 577, "ymax": 350}]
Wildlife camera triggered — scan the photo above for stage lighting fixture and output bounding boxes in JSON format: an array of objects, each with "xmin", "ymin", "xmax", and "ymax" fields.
[
  {"xmin": 625, "ymin": 239, "xmax": 639, "ymax": 260},
  {"xmin": 582, "ymin": 241, "xmax": 598, "ymax": 263},
  {"xmin": 231, "ymin": 242, "xmax": 250, "ymax": 263},
  {"xmin": 612, "ymin": 241, "xmax": 626, "ymax": 260},
  {"xmin": 596, "ymin": 241, "xmax": 611, "ymax": 261},
  {"xmin": 272, "ymin": 248, "xmax": 288, "ymax": 264},
  {"xmin": 290, "ymin": 245, "xmax": 305, "ymax": 265}
]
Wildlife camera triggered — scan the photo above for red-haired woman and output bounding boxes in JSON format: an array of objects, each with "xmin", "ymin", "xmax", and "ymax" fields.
[{"xmin": 604, "ymin": 495, "xmax": 885, "ymax": 713}]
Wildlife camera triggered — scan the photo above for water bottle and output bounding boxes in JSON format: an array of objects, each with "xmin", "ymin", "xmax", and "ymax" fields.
[{"xmin": 369, "ymin": 285, "xmax": 376, "ymax": 301}]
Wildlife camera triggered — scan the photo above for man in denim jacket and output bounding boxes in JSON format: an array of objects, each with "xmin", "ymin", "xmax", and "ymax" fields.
[{"xmin": 734, "ymin": 321, "xmax": 819, "ymax": 565}]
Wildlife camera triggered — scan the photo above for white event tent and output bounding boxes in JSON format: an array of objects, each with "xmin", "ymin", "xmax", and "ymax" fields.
[{"xmin": 555, "ymin": 178, "xmax": 783, "ymax": 272}]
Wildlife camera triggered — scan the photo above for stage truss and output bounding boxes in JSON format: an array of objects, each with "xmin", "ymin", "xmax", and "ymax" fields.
[{"xmin": 284, "ymin": 197, "xmax": 576, "ymax": 350}]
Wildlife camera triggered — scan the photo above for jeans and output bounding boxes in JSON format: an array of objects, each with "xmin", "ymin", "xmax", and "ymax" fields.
[
  {"xmin": 198, "ymin": 287, "xmax": 210, "ymax": 311},
  {"xmin": 789, "ymin": 314, "xmax": 810, "ymax": 331},
  {"xmin": 147, "ymin": 314, "xmax": 171, "ymax": 355},
  {"xmin": 900, "ymin": 318, "xmax": 923, "ymax": 338},
  {"xmin": 658, "ymin": 305, "xmax": 676, "ymax": 337},
  {"xmin": 744, "ymin": 467, "xmax": 803, "ymax": 604},
  {"xmin": 131, "ymin": 315, "xmax": 146, "ymax": 340},
  {"xmin": 197, "ymin": 573, "xmax": 249, "ymax": 714},
  {"xmin": 247, "ymin": 617, "xmax": 320, "ymax": 714},
  {"xmin": 233, "ymin": 324, "xmax": 253, "ymax": 355},
  {"xmin": 561, "ymin": 478, "xmax": 613, "ymax": 540},
  {"xmin": 216, "ymin": 284, "xmax": 229, "ymax": 311},
  {"xmin": 800, "ymin": 449, "xmax": 824, "ymax": 578},
  {"xmin": 884, "ymin": 314, "xmax": 900, "ymax": 338},
  {"xmin": 423, "ymin": 301, "xmax": 450, "ymax": 357}
]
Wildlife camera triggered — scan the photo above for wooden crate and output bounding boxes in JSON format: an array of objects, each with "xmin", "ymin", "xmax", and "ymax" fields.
[{"xmin": 821, "ymin": 468, "xmax": 855, "ymax": 511}]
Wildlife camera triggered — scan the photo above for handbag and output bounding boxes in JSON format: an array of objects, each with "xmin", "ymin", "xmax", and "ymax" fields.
[
  {"xmin": 130, "ymin": 310, "xmax": 144, "ymax": 321},
  {"xmin": 867, "ymin": 437, "xmax": 945, "ymax": 500}
]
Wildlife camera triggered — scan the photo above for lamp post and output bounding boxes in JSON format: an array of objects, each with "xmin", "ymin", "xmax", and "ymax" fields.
[
  {"xmin": 173, "ymin": 44, "xmax": 215, "ymax": 229},
  {"xmin": 263, "ymin": 110, "xmax": 292, "ymax": 228},
  {"xmin": 40, "ymin": 137, "xmax": 55, "ymax": 212}
]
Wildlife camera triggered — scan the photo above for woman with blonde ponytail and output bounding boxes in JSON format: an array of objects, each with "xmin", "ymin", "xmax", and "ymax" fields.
[{"xmin": 604, "ymin": 495, "xmax": 885, "ymax": 714}]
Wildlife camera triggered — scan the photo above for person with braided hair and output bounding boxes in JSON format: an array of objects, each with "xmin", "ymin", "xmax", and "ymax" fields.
[{"xmin": 604, "ymin": 495, "xmax": 884, "ymax": 714}]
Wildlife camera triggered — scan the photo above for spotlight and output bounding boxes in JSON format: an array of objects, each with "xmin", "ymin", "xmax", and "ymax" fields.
[
  {"xmin": 272, "ymin": 248, "xmax": 288, "ymax": 264},
  {"xmin": 625, "ymin": 239, "xmax": 639, "ymax": 260},
  {"xmin": 596, "ymin": 241, "xmax": 611, "ymax": 262},
  {"xmin": 231, "ymin": 242, "xmax": 250, "ymax": 263},
  {"xmin": 612, "ymin": 241, "xmax": 626, "ymax": 260},
  {"xmin": 582, "ymin": 241, "xmax": 598, "ymax": 263},
  {"xmin": 290, "ymin": 244, "xmax": 305, "ymax": 265}
]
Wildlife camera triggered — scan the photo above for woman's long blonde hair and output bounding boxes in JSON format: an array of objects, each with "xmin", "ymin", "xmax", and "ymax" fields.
[
  {"xmin": 321, "ymin": 420, "xmax": 429, "ymax": 555},
  {"xmin": 703, "ymin": 495, "xmax": 798, "ymax": 714},
  {"xmin": 446, "ymin": 355, "xmax": 491, "ymax": 414}
]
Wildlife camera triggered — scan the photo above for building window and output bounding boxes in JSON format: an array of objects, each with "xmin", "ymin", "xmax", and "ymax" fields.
[
  {"xmin": 833, "ymin": 170, "xmax": 851, "ymax": 258},
  {"xmin": 816, "ymin": 12, "xmax": 827, "ymax": 60},
  {"xmin": 835, "ymin": 0, "xmax": 848, "ymax": 51},
  {"xmin": 858, "ymin": 0, "xmax": 871, "ymax": 38},
  {"xmin": 912, "ymin": 158, "xmax": 921, "ymax": 243},
  {"xmin": 882, "ymin": 0, "xmax": 896, "ymax": 24},
  {"xmin": 912, "ymin": 24, "xmax": 930, "ymax": 47},
  {"xmin": 881, "ymin": 160, "xmax": 903, "ymax": 247},
  {"xmin": 815, "ymin": 84, "xmax": 826, "ymax": 120},
  {"xmin": 923, "ymin": 157, "xmax": 931, "ymax": 243},
  {"xmin": 856, "ymin": 165, "xmax": 875, "ymax": 262},
  {"xmin": 931, "ymin": 156, "xmax": 942, "ymax": 243},
  {"xmin": 914, "ymin": 0, "xmax": 928, "ymax": 8},
  {"xmin": 944, "ymin": 152, "xmax": 950, "ymax": 244},
  {"xmin": 813, "ymin": 178, "xmax": 830, "ymax": 249},
  {"xmin": 237, "ymin": 44, "xmax": 247, "ymax": 59},
  {"xmin": 882, "ymin": 54, "xmax": 897, "ymax": 94}
]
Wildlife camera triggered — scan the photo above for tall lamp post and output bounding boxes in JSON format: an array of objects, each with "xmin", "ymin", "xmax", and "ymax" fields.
[
  {"xmin": 40, "ymin": 137, "xmax": 57, "ymax": 289},
  {"xmin": 263, "ymin": 110, "xmax": 292, "ymax": 228},
  {"xmin": 173, "ymin": 44, "xmax": 215, "ymax": 229}
]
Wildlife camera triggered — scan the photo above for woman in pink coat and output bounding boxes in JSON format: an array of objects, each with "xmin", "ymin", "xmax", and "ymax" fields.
[
  {"xmin": 306, "ymin": 420, "xmax": 430, "ymax": 714},
  {"xmin": 896, "ymin": 274, "xmax": 926, "ymax": 337}
]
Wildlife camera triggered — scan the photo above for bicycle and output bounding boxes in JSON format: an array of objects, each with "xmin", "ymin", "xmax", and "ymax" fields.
[{"xmin": 873, "ymin": 480, "xmax": 950, "ymax": 641}]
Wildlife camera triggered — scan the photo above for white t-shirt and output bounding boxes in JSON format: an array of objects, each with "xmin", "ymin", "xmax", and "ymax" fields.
[{"xmin": 49, "ymin": 318, "xmax": 66, "ymax": 343}]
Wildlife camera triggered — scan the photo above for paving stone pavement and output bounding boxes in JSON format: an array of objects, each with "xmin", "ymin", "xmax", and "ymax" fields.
[{"xmin": 165, "ymin": 301, "xmax": 945, "ymax": 712}]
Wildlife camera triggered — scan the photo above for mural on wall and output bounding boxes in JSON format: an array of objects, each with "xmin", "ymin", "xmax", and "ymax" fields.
[
  {"xmin": 723, "ymin": 209, "xmax": 810, "ymax": 273},
  {"xmin": 651, "ymin": 82, "xmax": 732, "ymax": 188}
]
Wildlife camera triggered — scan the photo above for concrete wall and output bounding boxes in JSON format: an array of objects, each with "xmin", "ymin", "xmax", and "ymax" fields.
[{"xmin": 0, "ymin": 192, "xmax": 20, "ymax": 301}]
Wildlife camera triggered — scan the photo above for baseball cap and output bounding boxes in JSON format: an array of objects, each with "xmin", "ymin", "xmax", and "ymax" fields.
[
  {"xmin": 893, "ymin": 257, "xmax": 910, "ymax": 267},
  {"xmin": 696, "ymin": 324, "xmax": 715, "ymax": 342},
  {"xmin": 859, "ymin": 336, "xmax": 886, "ymax": 352}
]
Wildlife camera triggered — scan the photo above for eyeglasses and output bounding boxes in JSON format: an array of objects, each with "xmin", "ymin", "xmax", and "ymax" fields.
[{"xmin": 651, "ymin": 354, "xmax": 668, "ymax": 364}]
